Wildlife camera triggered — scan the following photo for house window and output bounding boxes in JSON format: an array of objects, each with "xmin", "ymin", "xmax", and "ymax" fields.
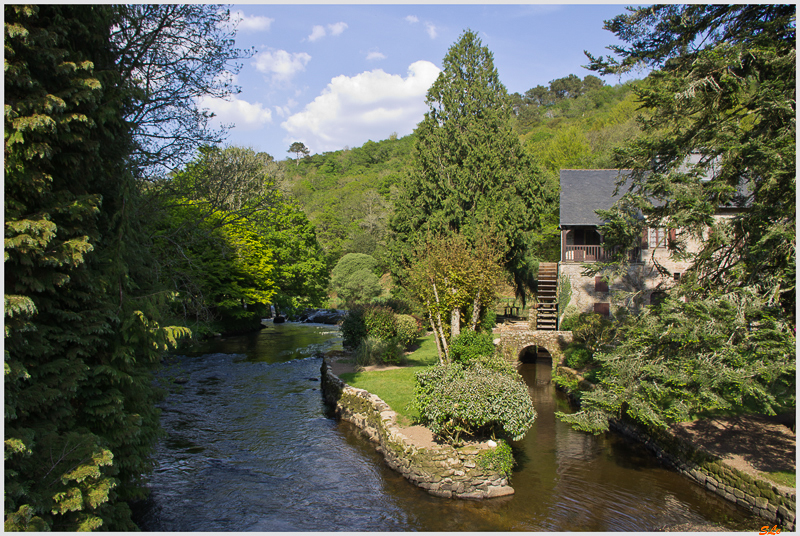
[
  {"xmin": 648, "ymin": 227, "xmax": 667, "ymax": 248},
  {"xmin": 593, "ymin": 303, "xmax": 610, "ymax": 317},
  {"xmin": 595, "ymin": 277, "xmax": 609, "ymax": 293},
  {"xmin": 650, "ymin": 291, "xmax": 667, "ymax": 307},
  {"xmin": 673, "ymin": 272, "xmax": 681, "ymax": 282}
]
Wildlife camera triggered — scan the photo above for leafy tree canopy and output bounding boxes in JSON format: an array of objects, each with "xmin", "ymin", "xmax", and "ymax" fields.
[
  {"xmin": 148, "ymin": 146, "xmax": 328, "ymax": 327},
  {"xmin": 330, "ymin": 253, "xmax": 383, "ymax": 306},
  {"xmin": 288, "ymin": 141, "xmax": 310, "ymax": 165}
]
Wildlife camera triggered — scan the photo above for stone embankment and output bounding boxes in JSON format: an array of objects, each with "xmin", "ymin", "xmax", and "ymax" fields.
[
  {"xmin": 554, "ymin": 366, "xmax": 796, "ymax": 530},
  {"xmin": 320, "ymin": 358, "xmax": 514, "ymax": 499}
]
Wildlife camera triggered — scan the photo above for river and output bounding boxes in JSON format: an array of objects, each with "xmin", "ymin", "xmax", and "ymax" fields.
[{"xmin": 133, "ymin": 321, "xmax": 760, "ymax": 531}]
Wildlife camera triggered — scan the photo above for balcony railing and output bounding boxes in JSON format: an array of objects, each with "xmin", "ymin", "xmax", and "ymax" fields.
[{"xmin": 562, "ymin": 245, "xmax": 642, "ymax": 263}]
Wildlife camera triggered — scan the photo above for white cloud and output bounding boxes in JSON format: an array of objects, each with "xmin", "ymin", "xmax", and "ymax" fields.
[
  {"xmin": 308, "ymin": 22, "xmax": 348, "ymax": 41},
  {"xmin": 281, "ymin": 60, "xmax": 440, "ymax": 153},
  {"xmin": 274, "ymin": 99, "xmax": 299, "ymax": 119},
  {"xmin": 252, "ymin": 49, "xmax": 311, "ymax": 84},
  {"xmin": 308, "ymin": 25, "xmax": 326, "ymax": 42},
  {"xmin": 328, "ymin": 22, "xmax": 348, "ymax": 36},
  {"xmin": 366, "ymin": 50, "xmax": 386, "ymax": 61},
  {"xmin": 198, "ymin": 95, "xmax": 272, "ymax": 130},
  {"xmin": 405, "ymin": 15, "xmax": 419, "ymax": 23},
  {"xmin": 231, "ymin": 10, "xmax": 273, "ymax": 32},
  {"xmin": 425, "ymin": 22, "xmax": 438, "ymax": 39}
]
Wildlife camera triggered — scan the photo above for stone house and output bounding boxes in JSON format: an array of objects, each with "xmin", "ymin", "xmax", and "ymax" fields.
[{"xmin": 557, "ymin": 167, "xmax": 746, "ymax": 322}]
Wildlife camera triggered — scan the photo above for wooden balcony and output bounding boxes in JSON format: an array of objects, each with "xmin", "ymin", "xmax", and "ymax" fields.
[{"xmin": 562, "ymin": 245, "xmax": 642, "ymax": 263}]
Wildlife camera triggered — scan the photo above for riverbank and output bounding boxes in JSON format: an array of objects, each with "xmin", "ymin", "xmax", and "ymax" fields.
[{"xmin": 554, "ymin": 366, "xmax": 796, "ymax": 530}]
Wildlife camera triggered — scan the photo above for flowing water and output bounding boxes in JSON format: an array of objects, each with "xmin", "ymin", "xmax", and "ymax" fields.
[{"xmin": 134, "ymin": 322, "xmax": 760, "ymax": 531}]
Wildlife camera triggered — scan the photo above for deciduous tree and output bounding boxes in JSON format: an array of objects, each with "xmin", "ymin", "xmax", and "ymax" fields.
[
  {"xmin": 406, "ymin": 234, "xmax": 504, "ymax": 364},
  {"xmin": 111, "ymin": 4, "xmax": 250, "ymax": 178}
]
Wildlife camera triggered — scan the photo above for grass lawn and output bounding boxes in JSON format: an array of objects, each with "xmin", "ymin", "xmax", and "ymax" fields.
[
  {"xmin": 765, "ymin": 470, "xmax": 796, "ymax": 488},
  {"xmin": 338, "ymin": 334, "xmax": 439, "ymax": 427}
]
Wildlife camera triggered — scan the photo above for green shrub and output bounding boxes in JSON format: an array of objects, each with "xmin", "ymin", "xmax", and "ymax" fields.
[
  {"xmin": 395, "ymin": 314, "xmax": 422, "ymax": 349},
  {"xmin": 479, "ymin": 309, "xmax": 497, "ymax": 332},
  {"xmin": 563, "ymin": 343, "xmax": 592, "ymax": 369},
  {"xmin": 583, "ymin": 368, "xmax": 601, "ymax": 384},
  {"xmin": 341, "ymin": 305, "xmax": 368, "ymax": 349},
  {"xmin": 363, "ymin": 305, "xmax": 397, "ymax": 341},
  {"xmin": 552, "ymin": 372, "xmax": 581, "ymax": 398},
  {"xmin": 341, "ymin": 304, "xmax": 397, "ymax": 349},
  {"xmin": 477, "ymin": 439, "xmax": 514, "ymax": 479},
  {"xmin": 469, "ymin": 353, "xmax": 517, "ymax": 375},
  {"xmin": 571, "ymin": 312, "xmax": 616, "ymax": 353},
  {"xmin": 369, "ymin": 296, "xmax": 414, "ymax": 314},
  {"xmin": 354, "ymin": 336, "xmax": 404, "ymax": 367},
  {"xmin": 412, "ymin": 364, "xmax": 537, "ymax": 444},
  {"xmin": 449, "ymin": 330, "xmax": 496, "ymax": 366},
  {"xmin": 559, "ymin": 312, "xmax": 580, "ymax": 331}
]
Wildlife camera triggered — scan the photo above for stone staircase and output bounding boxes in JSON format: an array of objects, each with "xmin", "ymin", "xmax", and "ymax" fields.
[{"xmin": 535, "ymin": 262, "xmax": 558, "ymax": 331}]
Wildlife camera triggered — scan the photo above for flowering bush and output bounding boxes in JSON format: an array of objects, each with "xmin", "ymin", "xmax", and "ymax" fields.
[{"xmin": 412, "ymin": 364, "xmax": 537, "ymax": 444}]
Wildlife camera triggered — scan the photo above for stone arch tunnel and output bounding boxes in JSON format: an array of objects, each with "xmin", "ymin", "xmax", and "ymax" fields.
[{"xmin": 496, "ymin": 327, "xmax": 574, "ymax": 367}]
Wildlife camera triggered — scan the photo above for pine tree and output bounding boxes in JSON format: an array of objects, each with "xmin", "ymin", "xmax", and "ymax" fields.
[{"xmin": 390, "ymin": 30, "xmax": 553, "ymax": 304}]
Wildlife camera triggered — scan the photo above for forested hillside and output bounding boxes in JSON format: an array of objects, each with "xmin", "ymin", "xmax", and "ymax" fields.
[{"xmin": 282, "ymin": 76, "xmax": 642, "ymax": 269}]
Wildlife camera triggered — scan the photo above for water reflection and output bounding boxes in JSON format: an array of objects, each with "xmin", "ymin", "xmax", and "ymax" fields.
[{"xmin": 135, "ymin": 324, "xmax": 760, "ymax": 531}]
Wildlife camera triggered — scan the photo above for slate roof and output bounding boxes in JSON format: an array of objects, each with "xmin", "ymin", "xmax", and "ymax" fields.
[
  {"xmin": 559, "ymin": 169, "xmax": 633, "ymax": 227},
  {"xmin": 559, "ymin": 167, "xmax": 751, "ymax": 227}
]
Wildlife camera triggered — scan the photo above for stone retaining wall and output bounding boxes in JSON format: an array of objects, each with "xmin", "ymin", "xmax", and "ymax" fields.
[
  {"xmin": 552, "ymin": 370, "xmax": 796, "ymax": 530},
  {"xmin": 320, "ymin": 359, "xmax": 514, "ymax": 499},
  {"xmin": 611, "ymin": 420, "xmax": 796, "ymax": 530}
]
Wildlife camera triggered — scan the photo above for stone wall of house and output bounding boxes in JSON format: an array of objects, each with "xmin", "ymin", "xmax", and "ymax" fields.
[
  {"xmin": 558, "ymin": 216, "xmax": 739, "ymax": 318},
  {"xmin": 320, "ymin": 359, "xmax": 515, "ymax": 499},
  {"xmin": 559, "ymin": 261, "xmax": 689, "ymax": 317}
]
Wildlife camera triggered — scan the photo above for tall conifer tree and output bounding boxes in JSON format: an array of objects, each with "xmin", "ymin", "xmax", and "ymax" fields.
[
  {"xmin": 390, "ymin": 30, "xmax": 552, "ymax": 304},
  {"xmin": 5, "ymin": 6, "xmax": 187, "ymax": 530}
]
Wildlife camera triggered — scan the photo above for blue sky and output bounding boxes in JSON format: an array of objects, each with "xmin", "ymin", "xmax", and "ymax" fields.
[{"xmin": 204, "ymin": 4, "xmax": 644, "ymax": 160}]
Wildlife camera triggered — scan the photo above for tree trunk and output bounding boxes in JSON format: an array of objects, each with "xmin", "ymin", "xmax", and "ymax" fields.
[
  {"xmin": 450, "ymin": 307, "xmax": 461, "ymax": 339},
  {"xmin": 431, "ymin": 282, "xmax": 449, "ymax": 363},
  {"xmin": 425, "ymin": 300, "xmax": 444, "ymax": 364},
  {"xmin": 468, "ymin": 291, "xmax": 481, "ymax": 331},
  {"xmin": 447, "ymin": 278, "xmax": 460, "ymax": 339}
]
